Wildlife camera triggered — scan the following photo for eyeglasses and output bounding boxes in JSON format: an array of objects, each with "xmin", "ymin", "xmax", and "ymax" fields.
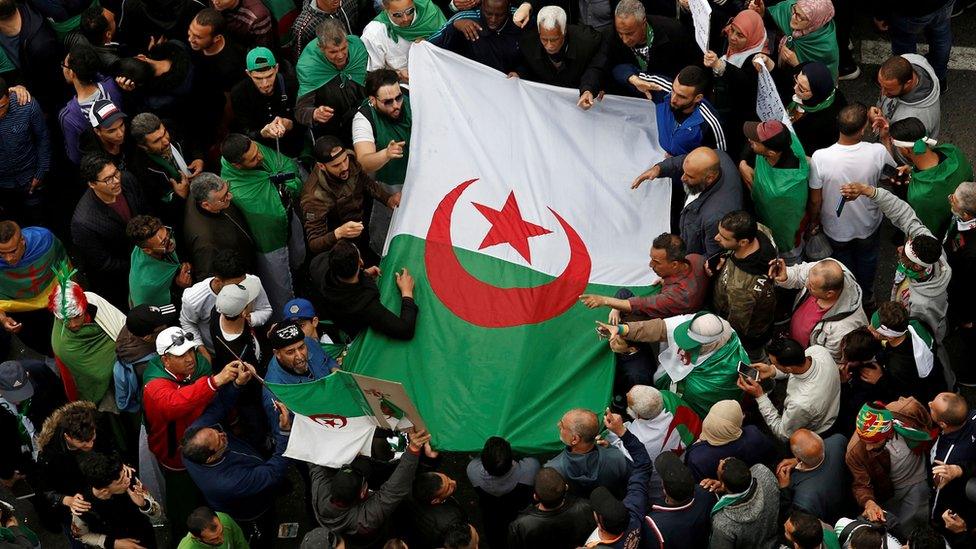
[
  {"xmin": 790, "ymin": 5, "xmax": 808, "ymax": 21},
  {"xmin": 95, "ymin": 170, "xmax": 122, "ymax": 184},
  {"xmin": 380, "ymin": 93, "xmax": 404, "ymax": 107},
  {"xmin": 389, "ymin": 6, "xmax": 415, "ymax": 18},
  {"xmin": 162, "ymin": 331, "xmax": 195, "ymax": 354}
]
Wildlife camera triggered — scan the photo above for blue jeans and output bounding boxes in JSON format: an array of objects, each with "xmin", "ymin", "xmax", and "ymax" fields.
[
  {"xmin": 889, "ymin": 1, "xmax": 954, "ymax": 84},
  {"xmin": 828, "ymin": 229, "xmax": 881, "ymax": 304}
]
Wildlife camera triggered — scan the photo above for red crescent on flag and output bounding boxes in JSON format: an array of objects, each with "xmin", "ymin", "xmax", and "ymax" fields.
[
  {"xmin": 309, "ymin": 414, "xmax": 348, "ymax": 429},
  {"xmin": 424, "ymin": 179, "xmax": 592, "ymax": 328}
]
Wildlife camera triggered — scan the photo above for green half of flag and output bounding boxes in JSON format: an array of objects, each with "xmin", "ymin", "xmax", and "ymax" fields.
[
  {"xmin": 266, "ymin": 370, "xmax": 372, "ymax": 419},
  {"xmin": 345, "ymin": 234, "xmax": 659, "ymax": 453},
  {"xmin": 660, "ymin": 389, "xmax": 702, "ymax": 448}
]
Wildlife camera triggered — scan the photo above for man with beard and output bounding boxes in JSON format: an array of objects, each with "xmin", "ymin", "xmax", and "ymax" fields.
[
  {"xmin": 295, "ymin": 20, "xmax": 368, "ymax": 144},
  {"xmin": 637, "ymin": 65, "xmax": 726, "ymax": 155},
  {"xmin": 231, "ymin": 48, "xmax": 303, "ymax": 157},
  {"xmin": 301, "ymin": 135, "xmax": 401, "ymax": 258},
  {"xmin": 631, "ymin": 147, "xmax": 743, "ymax": 257},
  {"xmin": 261, "ymin": 320, "xmax": 337, "ymax": 433},
  {"xmin": 427, "ymin": 0, "xmax": 522, "ymax": 74},
  {"xmin": 187, "ymin": 9, "xmax": 246, "ymax": 150},
  {"xmin": 126, "ymin": 215, "xmax": 193, "ymax": 308}
]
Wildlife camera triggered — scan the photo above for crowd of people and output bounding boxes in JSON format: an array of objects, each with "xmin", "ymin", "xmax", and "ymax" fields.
[{"xmin": 0, "ymin": 0, "xmax": 974, "ymax": 546}]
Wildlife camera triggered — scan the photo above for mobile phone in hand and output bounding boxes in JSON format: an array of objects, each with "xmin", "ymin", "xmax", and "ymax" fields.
[{"xmin": 737, "ymin": 361, "xmax": 759, "ymax": 382}]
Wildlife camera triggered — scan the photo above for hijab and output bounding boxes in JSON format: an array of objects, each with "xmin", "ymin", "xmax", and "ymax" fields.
[
  {"xmin": 797, "ymin": 61, "xmax": 834, "ymax": 107},
  {"xmin": 723, "ymin": 10, "xmax": 768, "ymax": 68},
  {"xmin": 792, "ymin": 0, "xmax": 834, "ymax": 37},
  {"xmin": 698, "ymin": 399, "xmax": 743, "ymax": 446}
]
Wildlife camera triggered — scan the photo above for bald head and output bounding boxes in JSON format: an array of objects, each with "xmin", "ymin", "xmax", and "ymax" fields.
[
  {"xmin": 930, "ymin": 392, "xmax": 968, "ymax": 428},
  {"xmin": 789, "ymin": 429, "xmax": 824, "ymax": 468},
  {"xmin": 681, "ymin": 147, "xmax": 721, "ymax": 191},
  {"xmin": 559, "ymin": 409, "xmax": 599, "ymax": 447},
  {"xmin": 810, "ymin": 259, "xmax": 844, "ymax": 294}
]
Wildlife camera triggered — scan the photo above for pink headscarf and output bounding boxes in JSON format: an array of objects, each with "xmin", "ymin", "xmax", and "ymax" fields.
[
  {"xmin": 724, "ymin": 10, "xmax": 768, "ymax": 58},
  {"xmin": 792, "ymin": 0, "xmax": 834, "ymax": 37}
]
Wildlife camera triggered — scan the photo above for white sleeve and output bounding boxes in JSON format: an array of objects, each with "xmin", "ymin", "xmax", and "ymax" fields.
[
  {"xmin": 180, "ymin": 287, "xmax": 203, "ymax": 342},
  {"xmin": 352, "ymin": 112, "xmax": 375, "ymax": 144},
  {"xmin": 248, "ymin": 274, "xmax": 273, "ymax": 327},
  {"xmin": 808, "ymin": 154, "xmax": 824, "ymax": 190},
  {"xmin": 361, "ymin": 22, "xmax": 388, "ymax": 71}
]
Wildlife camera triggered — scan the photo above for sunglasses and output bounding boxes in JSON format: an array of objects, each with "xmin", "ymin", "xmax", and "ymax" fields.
[
  {"xmin": 380, "ymin": 93, "xmax": 404, "ymax": 107},
  {"xmin": 162, "ymin": 331, "xmax": 195, "ymax": 354},
  {"xmin": 390, "ymin": 6, "xmax": 415, "ymax": 18}
]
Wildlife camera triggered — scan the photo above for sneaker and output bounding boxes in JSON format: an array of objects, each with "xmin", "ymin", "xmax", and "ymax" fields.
[{"xmin": 838, "ymin": 64, "xmax": 861, "ymax": 81}]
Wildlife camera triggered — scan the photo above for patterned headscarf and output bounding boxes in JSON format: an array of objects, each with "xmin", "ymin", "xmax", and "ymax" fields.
[
  {"xmin": 792, "ymin": 0, "xmax": 835, "ymax": 37},
  {"xmin": 855, "ymin": 402, "xmax": 894, "ymax": 443},
  {"xmin": 47, "ymin": 261, "xmax": 86, "ymax": 321}
]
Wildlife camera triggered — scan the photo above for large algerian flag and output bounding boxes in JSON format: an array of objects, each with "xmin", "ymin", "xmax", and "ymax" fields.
[
  {"xmin": 266, "ymin": 371, "xmax": 378, "ymax": 467},
  {"xmin": 345, "ymin": 43, "xmax": 670, "ymax": 452}
]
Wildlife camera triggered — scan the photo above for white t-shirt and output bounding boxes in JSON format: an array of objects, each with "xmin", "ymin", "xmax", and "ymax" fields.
[
  {"xmin": 351, "ymin": 111, "xmax": 375, "ymax": 144},
  {"xmin": 809, "ymin": 141, "xmax": 895, "ymax": 242},
  {"xmin": 361, "ymin": 20, "xmax": 411, "ymax": 72}
]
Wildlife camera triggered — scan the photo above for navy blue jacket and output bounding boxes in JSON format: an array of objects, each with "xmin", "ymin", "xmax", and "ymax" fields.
[
  {"xmin": 642, "ymin": 485, "xmax": 715, "ymax": 549},
  {"xmin": 185, "ymin": 384, "xmax": 291, "ymax": 521},
  {"xmin": 684, "ymin": 425, "xmax": 775, "ymax": 482},
  {"xmin": 639, "ymin": 74, "xmax": 726, "ymax": 155},
  {"xmin": 593, "ymin": 430, "xmax": 653, "ymax": 548},
  {"xmin": 261, "ymin": 336, "xmax": 336, "ymax": 435}
]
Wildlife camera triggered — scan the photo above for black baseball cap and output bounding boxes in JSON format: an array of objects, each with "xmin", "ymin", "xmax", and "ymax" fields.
[
  {"xmin": 269, "ymin": 320, "xmax": 305, "ymax": 350},
  {"xmin": 126, "ymin": 303, "xmax": 178, "ymax": 338}
]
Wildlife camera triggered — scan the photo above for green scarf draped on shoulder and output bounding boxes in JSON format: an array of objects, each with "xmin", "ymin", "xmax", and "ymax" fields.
[
  {"xmin": 51, "ymin": 320, "xmax": 118, "ymax": 403},
  {"xmin": 220, "ymin": 143, "xmax": 301, "ymax": 253},
  {"xmin": 768, "ymin": 0, "xmax": 839, "ymax": 80},
  {"xmin": 297, "ymin": 35, "xmax": 369, "ymax": 97},
  {"xmin": 363, "ymin": 95, "xmax": 412, "ymax": 186},
  {"xmin": 752, "ymin": 132, "xmax": 809, "ymax": 252},
  {"xmin": 908, "ymin": 143, "xmax": 974, "ymax": 240},
  {"xmin": 129, "ymin": 248, "xmax": 179, "ymax": 308},
  {"xmin": 374, "ymin": 0, "xmax": 446, "ymax": 42},
  {"xmin": 143, "ymin": 352, "xmax": 213, "ymax": 386},
  {"xmin": 655, "ymin": 333, "xmax": 747, "ymax": 418}
]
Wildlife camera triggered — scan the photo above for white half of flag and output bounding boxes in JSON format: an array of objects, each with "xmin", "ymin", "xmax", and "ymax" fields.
[{"xmin": 284, "ymin": 413, "xmax": 377, "ymax": 468}]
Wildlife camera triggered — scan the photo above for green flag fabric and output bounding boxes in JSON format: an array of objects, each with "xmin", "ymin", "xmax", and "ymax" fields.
[
  {"xmin": 266, "ymin": 371, "xmax": 379, "ymax": 466},
  {"xmin": 297, "ymin": 35, "xmax": 369, "ymax": 97},
  {"xmin": 907, "ymin": 143, "xmax": 973, "ymax": 240},
  {"xmin": 768, "ymin": 0, "xmax": 840, "ymax": 79},
  {"xmin": 361, "ymin": 95, "xmax": 413, "ymax": 186},
  {"xmin": 51, "ymin": 320, "xmax": 118, "ymax": 403},
  {"xmin": 128, "ymin": 248, "xmax": 179, "ymax": 307},
  {"xmin": 220, "ymin": 143, "xmax": 301, "ymax": 253},
  {"xmin": 752, "ymin": 132, "xmax": 809, "ymax": 252},
  {"xmin": 373, "ymin": 0, "xmax": 446, "ymax": 42}
]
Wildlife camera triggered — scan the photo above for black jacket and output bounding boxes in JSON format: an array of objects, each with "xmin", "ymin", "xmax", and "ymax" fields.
[
  {"xmin": 35, "ymin": 420, "xmax": 116, "ymax": 522},
  {"xmin": 230, "ymin": 61, "xmax": 304, "ymax": 157},
  {"xmin": 605, "ymin": 15, "xmax": 698, "ymax": 80},
  {"xmin": 310, "ymin": 253, "xmax": 418, "ymax": 340},
  {"xmin": 946, "ymin": 224, "xmax": 976, "ymax": 328},
  {"xmin": 792, "ymin": 89, "xmax": 848, "ymax": 157},
  {"xmin": 396, "ymin": 497, "xmax": 468, "ymax": 548},
  {"xmin": 76, "ymin": 493, "xmax": 158, "ymax": 548},
  {"xmin": 294, "ymin": 71, "xmax": 366, "ymax": 147},
  {"xmin": 507, "ymin": 496, "xmax": 596, "ymax": 549},
  {"xmin": 517, "ymin": 25, "xmax": 606, "ymax": 95},
  {"xmin": 182, "ymin": 200, "xmax": 256, "ymax": 282},
  {"xmin": 0, "ymin": 4, "xmax": 64, "ymax": 112},
  {"xmin": 70, "ymin": 173, "xmax": 151, "ymax": 309}
]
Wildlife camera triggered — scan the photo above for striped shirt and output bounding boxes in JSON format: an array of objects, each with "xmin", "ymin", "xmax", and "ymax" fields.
[
  {"xmin": 0, "ymin": 93, "xmax": 51, "ymax": 188},
  {"xmin": 221, "ymin": 0, "xmax": 274, "ymax": 48}
]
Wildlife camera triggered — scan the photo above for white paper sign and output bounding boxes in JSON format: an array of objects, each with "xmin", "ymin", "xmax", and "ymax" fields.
[
  {"xmin": 755, "ymin": 61, "xmax": 793, "ymax": 129},
  {"xmin": 689, "ymin": 0, "xmax": 711, "ymax": 53}
]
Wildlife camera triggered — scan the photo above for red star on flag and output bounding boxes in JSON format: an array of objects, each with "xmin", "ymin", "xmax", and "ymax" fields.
[{"xmin": 473, "ymin": 192, "xmax": 552, "ymax": 264}]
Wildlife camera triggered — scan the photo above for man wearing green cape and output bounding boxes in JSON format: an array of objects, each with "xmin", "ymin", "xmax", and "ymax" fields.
[
  {"xmin": 888, "ymin": 119, "xmax": 973, "ymax": 241},
  {"xmin": 126, "ymin": 215, "xmax": 192, "ymax": 308},
  {"xmin": 296, "ymin": 19, "xmax": 369, "ymax": 143},
  {"xmin": 741, "ymin": 120, "xmax": 809, "ymax": 257},
  {"xmin": 219, "ymin": 134, "xmax": 303, "ymax": 313},
  {"xmin": 600, "ymin": 312, "xmax": 745, "ymax": 418},
  {"xmin": 361, "ymin": 0, "xmax": 446, "ymax": 79}
]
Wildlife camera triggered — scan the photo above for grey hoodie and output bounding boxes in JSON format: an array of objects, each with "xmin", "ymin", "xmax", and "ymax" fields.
[
  {"xmin": 878, "ymin": 54, "xmax": 941, "ymax": 138},
  {"xmin": 709, "ymin": 464, "xmax": 780, "ymax": 549},
  {"xmin": 870, "ymin": 188, "xmax": 951, "ymax": 343},
  {"xmin": 780, "ymin": 259, "xmax": 868, "ymax": 361},
  {"xmin": 544, "ymin": 445, "xmax": 630, "ymax": 498}
]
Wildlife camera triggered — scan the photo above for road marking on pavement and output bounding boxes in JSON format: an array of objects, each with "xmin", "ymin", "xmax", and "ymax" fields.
[{"xmin": 859, "ymin": 39, "xmax": 976, "ymax": 71}]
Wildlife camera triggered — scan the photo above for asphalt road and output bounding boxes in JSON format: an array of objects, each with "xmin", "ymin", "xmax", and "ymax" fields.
[{"xmin": 5, "ymin": 7, "xmax": 976, "ymax": 548}]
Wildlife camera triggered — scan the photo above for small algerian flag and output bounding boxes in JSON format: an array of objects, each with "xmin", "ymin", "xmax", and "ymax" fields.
[
  {"xmin": 266, "ymin": 371, "xmax": 377, "ymax": 468},
  {"xmin": 660, "ymin": 390, "xmax": 702, "ymax": 453}
]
